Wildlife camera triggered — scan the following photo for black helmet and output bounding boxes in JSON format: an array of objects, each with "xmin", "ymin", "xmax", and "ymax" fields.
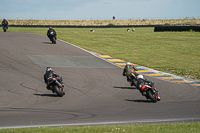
[{"xmin": 46, "ymin": 67, "xmax": 52, "ymax": 72}]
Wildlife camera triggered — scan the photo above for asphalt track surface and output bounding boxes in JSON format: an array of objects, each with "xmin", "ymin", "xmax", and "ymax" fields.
[{"xmin": 0, "ymin": 32, "xmax": 200, "ymax": 129}]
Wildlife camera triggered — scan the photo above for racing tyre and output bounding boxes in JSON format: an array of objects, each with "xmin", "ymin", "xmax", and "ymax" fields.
[
  {"xmin": 3, "ymin": 27, "xmax": 7, "ymax": 32},
  {"xmin": 147, "ymin": 89, "xmax": 157, "ymax": 103},
  {"xmin": 54, "ymin": 85, "xmax": 63, "ymax": 97},
  {"xmin": 52, "ymin": 37, "xmax": 56, "ymax": 44},
  {"xmin": 132, "ymin": 79, "xmax": 137, "ymax": 87}
]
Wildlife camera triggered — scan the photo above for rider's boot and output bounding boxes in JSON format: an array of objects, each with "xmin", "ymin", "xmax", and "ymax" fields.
[
  {"xmin": 140, "ymin": 91, "xmax": 148, "ymax": 99},
  {"xmin": 130, "ymin": 82, "xmax": 134, "ymax": 86},
  {"xmin": 46, "ymin": 84, "xmax": 51, "ymax": 90},
  {"xmin": 157, "ymin": 96, "xmax": 161, "ymax": 101}
]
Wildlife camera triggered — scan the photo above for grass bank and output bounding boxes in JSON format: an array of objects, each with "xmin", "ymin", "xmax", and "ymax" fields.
[
  {"xmin": 1, "ymin": 19, "xmax": 200, "ymax": 26},
  {"xmin": 1, "ymin": 123, "xmax": 200, "ymax": 133},
  {"xmin": 7, "ymin": 27, "xmax": 200, "ymax": 80}
]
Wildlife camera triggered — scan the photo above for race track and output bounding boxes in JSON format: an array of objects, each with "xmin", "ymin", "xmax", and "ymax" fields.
[{"xmin": 0, "ymin": 32, "xmax": 200, "ymax": 129}]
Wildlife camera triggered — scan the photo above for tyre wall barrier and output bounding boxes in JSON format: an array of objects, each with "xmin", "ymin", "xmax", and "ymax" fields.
[{"xmin": 154, "ymin": 26, "xmax": 200, "ymax": 32}]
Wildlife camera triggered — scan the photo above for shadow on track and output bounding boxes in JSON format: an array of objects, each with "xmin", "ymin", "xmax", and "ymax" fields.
[
  {"xmin": 125, "ymin": 99, "xmax": 152, "ymax": 103},
  {"xmin": 34, "ymin": 94, "xmax": 58, "ymax": 97},
  {"xmin": 113, "ymin": 86, "xmax": 137, "ymax": 90},
  {"xmin": 42, "ymin": 42, "xmax": 52, "ymax": 44}
]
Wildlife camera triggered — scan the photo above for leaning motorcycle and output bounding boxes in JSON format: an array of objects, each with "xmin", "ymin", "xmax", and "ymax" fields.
[
  {"xmin": 48, "ymin": 77, "xmax": 65, "ymax": 97},
  {"xmin": 141, "ymin": 82, "xmax": 160, "ymax": 103},
  {"xmin": 48, "ymin": 31, "xmax": 56, "ymax": 44}
]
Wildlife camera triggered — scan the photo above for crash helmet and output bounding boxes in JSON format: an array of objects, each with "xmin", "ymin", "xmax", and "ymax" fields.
[
  {"xmin": 3, "ymin": 19, "xmax": 5, "ymax": 21},
  {"xmin": 126, "ymin": 62, "xmax": 131, "ymax": 66},
  {"xmin": 137, "ymin": 74, "xmax": 144, "ymax": 79},
  {"xmin": 46, "ymin": 67, "xmax": 52, "ymax": 72}
]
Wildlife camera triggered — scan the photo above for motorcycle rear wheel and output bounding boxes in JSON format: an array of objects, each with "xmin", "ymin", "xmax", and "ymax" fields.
[
  {"xmin": 147, "ymin": 90, "xmax": 157, "ymax": 103},
  {"xmin": 132, "ymin": 78, "xmax": 137, "ymax": 87},
  {"xmin": 54, "ymin": 85, "xmax": 64, "ymax": 97}
]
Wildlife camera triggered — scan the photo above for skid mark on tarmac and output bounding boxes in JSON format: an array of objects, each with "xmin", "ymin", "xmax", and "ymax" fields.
[{"xmin": 98, "ymin": 55, "xmax": 200, "ymax": 87}]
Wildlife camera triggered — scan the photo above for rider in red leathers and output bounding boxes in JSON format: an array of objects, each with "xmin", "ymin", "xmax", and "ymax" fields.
[{"xmin": 122, "ymin": 62, "xmax": 138, "ymax": 86}]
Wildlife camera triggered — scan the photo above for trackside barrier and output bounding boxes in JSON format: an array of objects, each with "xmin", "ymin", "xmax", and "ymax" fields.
[{"xmin": 154, "ymin": 26, "xmax": 200, "ymax": 32}]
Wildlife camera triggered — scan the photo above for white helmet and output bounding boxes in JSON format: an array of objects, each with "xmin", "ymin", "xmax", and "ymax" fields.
[
  {"xmin": 137, "ymin": 75, "xmax": 144, "ymax": 79},
  {"xmin": 126, "ymin": 62, "xmax": 131, "ymax": 65},
  {"xmin": 46, "ymin": 67, "xmax": 52, "ymax": 72}
]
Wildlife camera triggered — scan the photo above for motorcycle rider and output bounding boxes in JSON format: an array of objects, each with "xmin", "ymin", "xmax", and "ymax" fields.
[
  {"xmin": 2, "ymin": 19, "xmax": 8, "ymax": 30},
  {"xmin": 122, "ymin": 62, "xmax": 138, "ymax": 86},
  {"xmin": 136, "ymin": 74, "xmax": 160, "ymax": 100},
  {"xmin": 47, "ymin": 27, "xmax": 57, "ymax": 40},
  {"xmin": 44, "ymin": 67, "xmax": 63, "ymax": 92},
  {"xmin": 136, "ymin": 75, "xmax": 151, "ymax": 95}
]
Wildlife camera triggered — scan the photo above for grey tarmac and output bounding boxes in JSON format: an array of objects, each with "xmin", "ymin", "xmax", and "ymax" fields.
[{"xmin": 0, "ymin": 32, "xmax": 199, "ymax": 129}]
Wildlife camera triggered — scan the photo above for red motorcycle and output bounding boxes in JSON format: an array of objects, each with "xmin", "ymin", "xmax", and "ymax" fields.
[
  {"xmin": 48, "ymin": 77, "xmax": 65, "ymax": 97},
  {"xmin": 141, "ymin": 82, "xmax": 160, "ymax": 103}
]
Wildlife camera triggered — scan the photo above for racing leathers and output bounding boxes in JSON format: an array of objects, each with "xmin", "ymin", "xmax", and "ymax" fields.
[
  {"xmin": 2, "ymin": 19, "xmax": 8, "ymax": 27},
  {"xmin": 47, "ymin": 28, "xmax": 57, "ymax": 40},
  {"xmin": 137, "ymin": 78, "xmax": 152, "ymax": 94},
  {"xmin": 122, "ymin": 64, "xmax": 138, "ymax": 83},
  {"xmin": 2, "ymin": 19, "xmax": 8, "ymax": 31},
  {"xmin": 44, "ymin": 70, "xmax": 60, "ymax": 90}
]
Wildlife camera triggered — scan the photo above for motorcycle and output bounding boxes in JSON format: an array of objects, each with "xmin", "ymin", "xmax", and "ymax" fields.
[
  {"xmin": 48, "ymin": 77, "xmax": 65, "ymax": 97},
  {"xmin": 48, "ymin": 31, "xmax": 56, "ymax": 44},
  {"xmin": 141, "ymin": 82, "xmax": 160, "ymax": 103},
  {"xmin": 3, "ymin": 25, "xmax": 8, "ymax": 32}
]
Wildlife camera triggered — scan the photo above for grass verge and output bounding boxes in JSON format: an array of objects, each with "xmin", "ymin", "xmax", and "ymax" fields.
[
  {"xmin": 6, "ymin": 27, "xmax": 200, "ymax": 80},
  {"xmin": 1, "ymin": 123, "xmax": 200, "ymax": 133}
]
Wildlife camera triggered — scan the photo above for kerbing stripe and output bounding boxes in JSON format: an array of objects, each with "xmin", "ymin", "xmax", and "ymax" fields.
[
  {"xmin": 136, "ymin": 70, "xmax": 151, "ymax": 73},
  {"xmin": 158, "ymin": 77, "xmax": 176, "ymax": 79},
  {"xmin": 188, "ymin": 84, "xmax": 200, "ymax": 87},
  {"xmin": 146, "ymin": 73, "xmax": 164, "ymax": 76},
  {"xmin": 98, "ymin": 55, "xmax": 200, "ymax": 87},
  {"xmin": 107, "ymin": 59, "xmax": 126, "ymax": 62}
]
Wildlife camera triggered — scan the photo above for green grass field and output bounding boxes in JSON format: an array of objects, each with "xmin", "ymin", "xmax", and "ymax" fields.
[
  {"xmin": 1, "ymin": 123, "xmax": 200, "ymax": 133},
  {"xmin": 7, "ymin": 27, "xmax": 200, "ymax": 80}
]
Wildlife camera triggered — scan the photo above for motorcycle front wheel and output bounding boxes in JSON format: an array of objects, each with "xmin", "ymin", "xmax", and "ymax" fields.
[
  {"xmin": 52, "ymin": 37, "xmax": 56, "ymax": 44},
  {"xmin": 3, "ymin": 28, "xmax": 7, "ymax": 32},
  {"xmin": 53, "ymin": 85, "xmax": 64, "ymax": 97},
  {"xmin": 147, "ymin": 89, "xmax": 157, "ymax": 103}
]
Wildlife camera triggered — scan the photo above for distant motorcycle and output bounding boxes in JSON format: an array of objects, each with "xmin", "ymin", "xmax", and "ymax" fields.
[
  {"xmin": 48, "ymin": 77, "xmax": 65, "ymax": 97},
  {"xmin": 48, "ymin": 31, "xmax": 56, "ymax": 44},
  {"xmin": 141, "ymin": 82, "xmax": 160, "ymax": 103}
]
